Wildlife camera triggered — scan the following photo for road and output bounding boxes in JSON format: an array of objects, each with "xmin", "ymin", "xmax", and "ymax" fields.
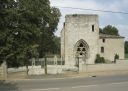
[{"xmin": 1, "ymin": 74, "xmax": 128, "ymax": 91}]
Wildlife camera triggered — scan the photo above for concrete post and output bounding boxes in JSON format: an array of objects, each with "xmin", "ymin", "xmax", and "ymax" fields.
[
  {"xmin": 2, "ymin": 61, "xmax": 7, "ymax": 80},
  {"xmin": 54, "ymin": 55, "xmax": 57, "ymax": 65}
]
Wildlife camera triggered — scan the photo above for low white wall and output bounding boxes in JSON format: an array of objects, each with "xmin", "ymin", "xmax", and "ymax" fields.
[
  {"xmin": 28, "ymin": 65, "xmax": 64, "ymax": 75},
  {"xmin": 28, "ymin": 60, "xmax": 128, "ymax": 75},
  {"xmin": 8, "ymin": 67, "xmax": 26, "ymax": 73},
  {"xmin": 8, "ymin": 59, "xmax": 128, "ymax": 75},
  {"xmin": 28, "ymin": 65, "xmax": 79, "ymax": 75},
  {"xmin": 8, "ymin": 65, "xmax": 64, "ymax": 75},
  {"xmin": 82, "ymin": 63, "xmax": 128, "ymax": 72},
  {"xmin": 116, "ymin": 59, "xmax": 128, "ymax": 64}
]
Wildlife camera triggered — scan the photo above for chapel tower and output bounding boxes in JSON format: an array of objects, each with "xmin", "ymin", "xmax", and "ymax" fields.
[{"xmin": 61, "ymin": 14, "xmax": 99, "ymax": 66}]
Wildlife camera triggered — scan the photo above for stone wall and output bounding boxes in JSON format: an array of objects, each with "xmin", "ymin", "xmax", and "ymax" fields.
[
  {"xmin": 28, "ymin": 65, "xmax": 64, "ymax": 75},
  {"xmin": 116, "ymin": 59, "xmax": 128, "ymax": 64},
  {"xmin": 81, "ymin": 60, "xmax": 128, "ymax": 72},
  {"xmin": 28, "ymin": 60, "xmax": 128, "ymax": 75},
  {"xmin": 29, "ymin": 63, "xmax": 128, "ymax": 75},
  {"xmin": 99, "ymin": 38, "xmax": 124, "ymax": 62}
]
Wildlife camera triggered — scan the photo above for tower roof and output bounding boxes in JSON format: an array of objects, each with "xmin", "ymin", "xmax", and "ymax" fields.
[{"xmin": 99, "ymin": 33, "xmax": 124, "ymax": 39}]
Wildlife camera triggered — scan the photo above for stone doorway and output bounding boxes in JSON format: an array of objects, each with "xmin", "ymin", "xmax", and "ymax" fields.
[{"xmin": 74, "ymin": 39, "xmax": 89, "ymax": 69}]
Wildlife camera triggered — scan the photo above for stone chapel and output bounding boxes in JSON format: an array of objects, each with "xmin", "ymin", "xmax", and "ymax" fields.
[{"xmin": 61, "ymin": 14, "xmax": 124, "ymax": 67}]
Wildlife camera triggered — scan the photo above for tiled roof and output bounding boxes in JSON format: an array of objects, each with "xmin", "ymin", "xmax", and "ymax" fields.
[{"xmin": 99, "ymin": 33, "xmax": 124, "ymax": 39}]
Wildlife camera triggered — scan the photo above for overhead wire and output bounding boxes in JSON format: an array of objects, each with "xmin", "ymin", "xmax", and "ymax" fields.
[{"xmin": 53, "ymin": 6, "xmax": 128, "ymax": 14}]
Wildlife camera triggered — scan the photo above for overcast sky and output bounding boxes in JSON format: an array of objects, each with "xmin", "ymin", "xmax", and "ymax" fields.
[{"xmin": 50, "ymin": 0, "xmax": 128, "ymax": 40}]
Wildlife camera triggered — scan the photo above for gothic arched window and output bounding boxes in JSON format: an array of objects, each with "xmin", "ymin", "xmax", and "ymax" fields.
[{"xmin": 75, "ymin": 39, "xmax": 89, "ymax": 58}]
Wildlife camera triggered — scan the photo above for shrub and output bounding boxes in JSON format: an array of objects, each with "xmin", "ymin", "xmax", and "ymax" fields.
[
  {"xmin": 114, "ymin": 54, "xmax": 119, "ymax": 60},
  {"xmin": 95, "ymin": 54, "xmax": 105, "ymax": 63},
  {"xmin": 114, "ymin": 54, "xmax": 119, "ymax": 63}
]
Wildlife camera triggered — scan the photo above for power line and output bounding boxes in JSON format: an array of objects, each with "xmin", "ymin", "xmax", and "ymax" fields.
[{"xmin": 54, "ymin": 6, "xmax": 128, "ymax": 14}]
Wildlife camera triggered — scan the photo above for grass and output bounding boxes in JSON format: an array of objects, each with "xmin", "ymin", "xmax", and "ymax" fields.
[{"xmin": 125, "ymin": 53, "xmax": 128, "ymax": 59}]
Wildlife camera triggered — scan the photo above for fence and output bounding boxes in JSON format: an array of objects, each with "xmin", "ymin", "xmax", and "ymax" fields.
[
  {"xmin": 30, "ymin": 56, "xmax": 64, "ymax": 67},
  {"xmin": 28, "ymin": 56, "xmax": 65, "ymax": 75}
]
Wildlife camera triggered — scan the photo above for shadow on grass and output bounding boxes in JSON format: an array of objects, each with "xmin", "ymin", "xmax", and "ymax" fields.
[{"xmin": 0, "ymin": 80, "xmax": 20, "ymax": 91}]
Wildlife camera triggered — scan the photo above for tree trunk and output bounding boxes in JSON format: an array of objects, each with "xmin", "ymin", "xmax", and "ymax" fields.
[{"xmin": 44, "ymin": 56, "xmax": 47, "ymax": 75}]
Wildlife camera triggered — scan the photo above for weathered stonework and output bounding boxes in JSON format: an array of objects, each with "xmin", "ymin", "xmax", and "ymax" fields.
[
  {"xmin": 99, "ymin": 34, "xmax": 125, "ymax": 61},
  {"xmin": 61, "ymin": 14, "xmax": 125, "ymax": 68}
]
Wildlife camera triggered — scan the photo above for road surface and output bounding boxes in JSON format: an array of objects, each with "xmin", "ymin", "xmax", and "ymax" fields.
[{"xmin": 1, "ymin": 74, "xmax": 128, "ymax": 91}]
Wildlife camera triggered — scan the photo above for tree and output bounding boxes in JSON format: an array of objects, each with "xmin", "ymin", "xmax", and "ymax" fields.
[
  {"xmin": 52, "ymin": 36, "xmax": 60, "ymax": 54},
  {"xmin": 18, "ymin": 0, "xmax": 61, "ymax": 69},
  {"xmin": 125, "ymin": 41, "xmax": 128, "ymax": 54},
  {"xmin": 38, "ymin": 7, "xmax": 61, "ymax": 57},
  {"xmin": 99, "ymin": 28, "xmax": 103, "ymax": 33},
  {"xmin": 0, "ymin": 0, "xmax": 61, "ymax": 71},
  {"xmin": 100, "ymin": 25, "xmax": 119, "ymax": 36},
  {"xmin": 0, "ymin": 0, "xmax": 41, "ymax": 67},
  {"xmin": 0, "ymin": 0, "xmax": 19, "ymax": 65}
]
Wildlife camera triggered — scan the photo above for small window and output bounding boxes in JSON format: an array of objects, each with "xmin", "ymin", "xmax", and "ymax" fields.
[
  {"xmin": 101, "ymin": 47, "xmax": 104, "ymax": 53},
  {"xmin": 82, "ymin": 48, "xmax": 85, "ymax": 51},
  {"xmin": 63, "ymin": 22, "xmax": 65, "ymax": 27},
  {"xmin": 80, "ymin": 52, "xmax": 83, "ymax": 55},
  {"xmin": 92, "ymin": 25, "xmax": 94, "ymax": 32},
  {"xmin": 102, "ymin": 39, "xmax": 105, "ymax": 43},
  {"xmin": 79, "ymin": 43, "xmax": 84, "ymax": 47},
  {"xmin": 77, "ymin": 48, "xmax": 80, "ymax": 51}
]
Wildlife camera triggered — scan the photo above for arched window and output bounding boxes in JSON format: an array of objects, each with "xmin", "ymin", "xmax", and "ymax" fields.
[
  {"xmin": 92, "ymin": 25, "xmax": 94, "ymax": 32},
  {"xmin": 75, "ymin": 39, "xmax": 89, "ymax": 58},
  {"xmin": 101, "ymin": 47, "xmax": 104, "ymax": 53},
  {"xmin": 79, "ymin": 43, "xmax": 84, "ymax": 47},
  {"xmin": 102, "ymin": 39, "xmax": 105, "ymax": 43}
]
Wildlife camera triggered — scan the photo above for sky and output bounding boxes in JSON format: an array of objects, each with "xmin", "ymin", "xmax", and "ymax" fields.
[{"xmin": 50, "ymin": 0, "xmax": 128, "ymax": 40}]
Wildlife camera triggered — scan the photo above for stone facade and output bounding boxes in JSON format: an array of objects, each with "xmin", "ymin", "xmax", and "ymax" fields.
[
  {"xmin": 61, "ymin": 14, "xmax": 124, "ymax": 67},
  {"xmin": 99, "ymin": 34, "xmax": 125, "ymax": 61}
]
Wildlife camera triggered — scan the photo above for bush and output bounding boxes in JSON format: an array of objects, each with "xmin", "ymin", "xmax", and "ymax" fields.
[
  {"xmin": 95, "ymin": 54, "xmax": 105, "ymax": 63},
  {"xmin": 114, "ymin": 54, "xmax": 119, "ymax": 63},
  {"xmin": 114, "ymin": 54, "xmax": 119, "ymax": 60}
]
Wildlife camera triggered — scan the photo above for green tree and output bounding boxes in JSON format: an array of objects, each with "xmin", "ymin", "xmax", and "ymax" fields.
[
  {"xmin": 99, "ymin": 28, "xmax": 103, "ymax": 33},
  {"xmin": 53, "ymin": 36, "xmax": 60, "ymax": 54},
  {"xmin": 0, "ymin": 0, "xmax": 61, "ymax": 71},
  {"xmin": 38, "ymin": 7, "xmax": 61, "ymax": 57},
  {"xmin": 0, "ymin": 0, "xmax": 19, "ymax": 65},
  {"xmin": 125, "ymin": 41, "xmax": 128, "ymax": 54},
  {"xmin": 101, "ymin": 25, "xmax": 119, "ymax": 35},
  {"xmin": 15, "ymin": 0, "xmax": 61, "ymax": 70}
]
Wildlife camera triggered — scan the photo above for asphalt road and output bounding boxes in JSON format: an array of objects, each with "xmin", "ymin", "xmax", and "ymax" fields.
[{"xmin": 1, "ymin": 74, "xmax": 128, "ymax": 91}]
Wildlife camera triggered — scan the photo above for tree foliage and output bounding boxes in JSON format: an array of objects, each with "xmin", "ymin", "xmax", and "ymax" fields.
[
  {"xmin": 53, "ymin": 36, "xmax": 60, "ymax": 54},
  {"xmin": 125, "ymin": 41, "xmax": 128, "ymax": 54},
  {"xmin": 0, "ymin": 0, "xmax": 61, "ymax": 67},
  {"xmin": 100, "ymin": 25, "xmax": 119, "ymax": 35},
  {"xmin": 0, "ymin": 0, "xmax": 19, "ymax": 66}
]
